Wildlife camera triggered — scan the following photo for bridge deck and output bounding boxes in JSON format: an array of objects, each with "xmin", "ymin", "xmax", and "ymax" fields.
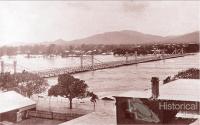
[{"xmin": 34, "ymin": 53, "xmax": 193, "ymax": 78}]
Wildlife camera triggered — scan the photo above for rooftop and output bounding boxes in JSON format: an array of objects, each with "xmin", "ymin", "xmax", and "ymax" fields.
[
  {"xmin": 0, "ymin": 91, "xmax": 36, "ymax": 114},
  {"xmin": 59, "ymin": 112, "xmax": 116, "ymax": 125},
  {"xmin": 59, "ymin": 79, "xmax": 200, "ymax": 125},
  {"xmin": 115, "ymin": 79, "xmax": 200, "ymax": 102}
]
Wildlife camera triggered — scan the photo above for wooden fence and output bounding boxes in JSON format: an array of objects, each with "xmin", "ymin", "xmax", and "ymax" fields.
[{"xmin": 28, "ymin": 110, "xmax": 84, "ymax": 121}]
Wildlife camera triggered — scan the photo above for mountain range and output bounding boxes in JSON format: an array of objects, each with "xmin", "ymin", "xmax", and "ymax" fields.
[{"xmin": 48, "ymin": 30, "xmax": 199, "ymax": 45}]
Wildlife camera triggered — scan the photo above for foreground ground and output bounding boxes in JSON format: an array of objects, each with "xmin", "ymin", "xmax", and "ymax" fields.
[
  {"xmin": 30, "ymin": 95, "xmax": 200, "ymax": 125},
  {"xmin": 17, "ymin": 95, "xmax": 115, "ymax": 125},
  {"xmin": 15, "ymin": 118, "xmax": 64, "ymax": 125}
]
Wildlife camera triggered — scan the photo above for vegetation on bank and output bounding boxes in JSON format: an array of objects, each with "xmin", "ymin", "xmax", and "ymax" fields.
[
  {"xmin": 173, "ymin": 68, "xmax": 200, "ymax": 79},
  {"xmin": 163, "ymin": 68, "xmax": 200, "ymax": 84},
  {"xmin": 0, "ymin": 72, "xmax": 48, "ymax": 97},
  {"xmin": 0, "ymin": 43, "xmax": 199, "ymax": 57},
  {"xmin": 112, "ymin": 43, "xmax": 199, "ymax": 55}
]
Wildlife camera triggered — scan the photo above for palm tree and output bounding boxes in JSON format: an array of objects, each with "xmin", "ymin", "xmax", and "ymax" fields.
[{"xmin": 88, "ymin": 92, "xmax": 98, "ymax": 110}]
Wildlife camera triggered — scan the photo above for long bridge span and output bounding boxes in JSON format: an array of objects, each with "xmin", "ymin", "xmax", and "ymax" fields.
[{"xmin": 33, "ymin": 52, "xmax": 193, "ymax": 78}]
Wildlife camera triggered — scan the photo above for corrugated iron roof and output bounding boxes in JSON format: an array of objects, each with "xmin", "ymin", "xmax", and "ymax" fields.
[
  {"xmin": 113, "ymin": 90, "xmax": 152, "ymax": 99},
  {"xmin": 0, "ymin": 91, "xmax": 36, "ymax": 114},
  {"xmin": 158, "ymin": 79, "xmax": 200, "ymax": 102},
  {"xmin": 115, "ymin": 79, "xmax": 200, "ymax": 102},
  {"xmin": 59, "ymin": 112, "xmax": 116, "ymax": 125}
]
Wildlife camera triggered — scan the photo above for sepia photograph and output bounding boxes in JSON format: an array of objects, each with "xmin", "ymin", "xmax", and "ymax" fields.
[{"xmin": 0, "ymin": 0, "xmax": 199, "ymax": 125}]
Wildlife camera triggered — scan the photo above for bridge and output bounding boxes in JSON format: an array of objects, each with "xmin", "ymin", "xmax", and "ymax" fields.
[
  {"xmin": 33, "ymin": 49, "xmax": 193, "ymax": 78},
  {"xmin": 0, "ymin": 60, "xmax": 30, "ymax": 74},
  {"xmin": 0, "ymin": 49, "xmax": 194, "ymax": 78}
]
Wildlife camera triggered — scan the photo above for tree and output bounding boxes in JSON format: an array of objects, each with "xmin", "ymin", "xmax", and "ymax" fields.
[
  {"xmin": 48, "ymin": 74, "xmax": 88, "ymax": 109},
  {"xmin": 0, "ymin": 72, "xmax": 17, "ymax": 90},
  {"xmin": 46, "ymin": 44, "xmax": 56, "ymax": 56},
  {"xmin": 15, "ymin": 72, "xmax": 48, "ymax": 97},
  {"xmin": 87, "ymin": 91, "xmax": 98, "ymax": 110},
  {"xmin": 173, "ymin": 68, "xmax": 200, "ymax": 79},
  {"xmin": 163, "ymin": 68, "xmax": 200, "ymax": 84},
  {"xmin": 163, "ymin": 76, "xmax": 171, "ymax": 84},
  {"xmin": 0, "ymin": 72, "xmax": 48, "ymax": 98}
]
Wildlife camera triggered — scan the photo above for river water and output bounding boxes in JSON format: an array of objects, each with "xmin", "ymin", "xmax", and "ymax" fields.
[
  {"xmin": 47, "ymin": 53, "xmax": 200, "ymax": 97},
  {"xmin": 1, "ymin": 53, "xmax": 199, "ymax": 97}
]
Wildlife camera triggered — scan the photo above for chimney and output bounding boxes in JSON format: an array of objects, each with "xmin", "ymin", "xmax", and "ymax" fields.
[{"xmin": 151, "ymin": 77, "xmax": 159, "ymax": 99}]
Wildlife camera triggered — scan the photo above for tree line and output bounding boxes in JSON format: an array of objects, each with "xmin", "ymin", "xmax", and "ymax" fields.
[
  {"xmin": 0, "ymin": 43, "xmax": 199, "ymax": 57},
  {"xmin": 112, "ymin": 43, "xmax": 199, "ymax": 56},
  {"xmin": 163, "ymin": 68, "xmax": 200, "ymax": 84},
  {"xmin": 0, "ymin": 71, "xmax": 48, "ymax": 97},
  {"xmin": 0, "ymin": 72, "xmax": 98, "ymax": 109}
]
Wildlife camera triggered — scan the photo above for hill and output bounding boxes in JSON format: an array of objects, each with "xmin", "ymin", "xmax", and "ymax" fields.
[
  {"xmin": 70, "ymin": 30, "xmax": 164, "ymax": 45},
  {"xmin": 161, "ymin": 31, "xmax": 199, "ymax": 44},
  {"xmin": 50, "ymin": 30, "xmax": 199, "ymax": 45}
]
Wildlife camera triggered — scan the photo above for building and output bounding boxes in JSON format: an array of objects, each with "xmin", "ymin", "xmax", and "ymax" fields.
[
  {"xmin": 57, "ymin": 79, "xmax": 200, "ymax": 125},
  {"xmin": 114, "ymin": 79, "xmax": 200, "ymax": 124},
  {"xmin": 0, "ymin": 91, "xmax": 36, "ymax": 123}
]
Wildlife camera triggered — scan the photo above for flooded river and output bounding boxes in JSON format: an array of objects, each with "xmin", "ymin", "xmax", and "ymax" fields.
[
  {"xmin": 46, "ymin": 53, "xmax": 199, "ymax": 97},
  {"xmin": 0, "ymin": 53, "xmax": 199, "ymax": 97}
]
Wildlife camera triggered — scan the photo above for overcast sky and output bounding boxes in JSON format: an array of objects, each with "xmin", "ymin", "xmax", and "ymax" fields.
[{"xmin": 0, "ymin": 1, "xmax": 199, "ymax": 45}]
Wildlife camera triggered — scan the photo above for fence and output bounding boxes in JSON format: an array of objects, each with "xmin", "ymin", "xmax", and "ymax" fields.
[{"xmin": 28, "ymin": 110, "xmax": 84, "ymax": 121}]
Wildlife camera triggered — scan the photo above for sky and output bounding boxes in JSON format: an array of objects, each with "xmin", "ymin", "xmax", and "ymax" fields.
[{"xmin": 0, "ymin": 1, "xmax": 199, "ymax": 45}]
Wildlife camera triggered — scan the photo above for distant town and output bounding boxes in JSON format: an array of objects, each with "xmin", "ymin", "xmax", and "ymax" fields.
[{"xmin": 0, "ymin": 30, "xmax": 199, "ymax": 57}]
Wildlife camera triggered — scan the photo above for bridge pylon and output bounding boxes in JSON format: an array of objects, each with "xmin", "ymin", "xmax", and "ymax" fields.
[
  {"xmin": 161, "ymin": 50, "xmax": 165, "ymax": 60},
  {"xmin": 91, "ymin": 54, "xmax": 94, "ymax": 70},
  {"xmin": 14, "ymin": 61, "xmax": 17, "ymax": 74},
  {"xmin": 172, "ymin": 48, "xmax": 184, "ymax": 55},
  {"xmin": 125, "ymin": 52, "xmax": 129, "ymax": 63},
  {"xmin": 172, "ymin": 48, "xmax": 177, "ymax": 55},
  {"xmin": 135, "ymin": 51, "xmax": 137, "ymax": 63},
  {"xmin": 80, "ymin": 54, "xmax": 83, "ymax": 68},
  {"xmin": 79, "ymin": 53, "xmax": 95, "ymax": 70},
  {"xmin": 0, "ymin": 60, "xmax": 17, "ymax": 74},
  {"xmin": 1, "ymin": 61, "xmax": 4, "ymax": 73}
]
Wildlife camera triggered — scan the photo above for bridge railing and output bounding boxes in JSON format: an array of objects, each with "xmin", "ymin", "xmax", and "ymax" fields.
[{"xmin": 33, "ymin": 53, "xmax": 191, "ymax": 78}]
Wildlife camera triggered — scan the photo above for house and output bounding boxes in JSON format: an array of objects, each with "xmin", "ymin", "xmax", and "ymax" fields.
[
  {"xmin": 114, "ymin": 79, "xmax": 200, "ymax": 124},
  {"xmin": 57, "ymin": 79, "xmax": 200, "ymax": 125},
  {"xmin": 0, "ymin": 91, "xmax": 36, "ymax": 123}
]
